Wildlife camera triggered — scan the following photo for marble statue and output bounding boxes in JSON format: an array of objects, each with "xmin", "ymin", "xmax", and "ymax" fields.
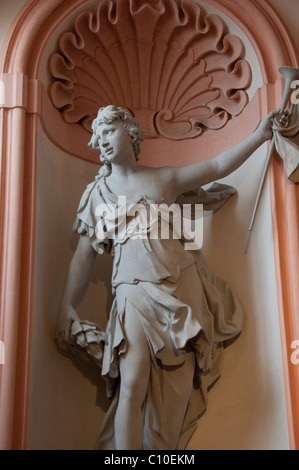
[{"xmin": 56, "ymin": 104, "xmax": 284, "ymax": 450}]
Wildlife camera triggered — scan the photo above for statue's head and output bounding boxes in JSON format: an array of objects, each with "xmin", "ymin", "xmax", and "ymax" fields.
[{"xmin": 89, "ymin": 105, "xmax": 144, "ymax": 161}]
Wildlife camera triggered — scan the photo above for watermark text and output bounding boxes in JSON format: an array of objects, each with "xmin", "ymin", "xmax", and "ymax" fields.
[
  {"xmin": 95, "ymin": 196, "xmax": 203, "ymax": 250},
  {"xmin": 291, "ymin": 80, "xmax": 299, "ymax": 105},
  {"xmin": 290, "ymin": 340, "xmax": 299, "ymax": 365}
]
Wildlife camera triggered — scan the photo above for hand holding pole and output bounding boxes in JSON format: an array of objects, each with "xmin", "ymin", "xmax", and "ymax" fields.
[{"xmin": 247, "ymin": 66, "xmax": 299, "ymax": 236}]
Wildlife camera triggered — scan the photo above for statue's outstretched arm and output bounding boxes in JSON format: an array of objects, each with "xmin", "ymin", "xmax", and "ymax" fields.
[{"xmin": 170, "ymin": 109, "xmax": 285, "ymax": 197}]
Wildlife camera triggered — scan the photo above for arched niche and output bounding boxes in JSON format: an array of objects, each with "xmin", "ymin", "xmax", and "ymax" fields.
[{"xmin": 0, "ymin": 0, "xmax": 298, "ymax": 449}]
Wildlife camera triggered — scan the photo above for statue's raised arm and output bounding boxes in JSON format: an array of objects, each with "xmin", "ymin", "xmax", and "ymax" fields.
[{"xmin": 168, "ymin": 109, "xmax": 283, "ymax": 198}]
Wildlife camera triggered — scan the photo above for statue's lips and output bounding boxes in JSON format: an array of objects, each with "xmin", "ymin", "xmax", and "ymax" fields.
[{"xmin": 105, "ymin": 148, "xmax": 113, "ymax": 155}]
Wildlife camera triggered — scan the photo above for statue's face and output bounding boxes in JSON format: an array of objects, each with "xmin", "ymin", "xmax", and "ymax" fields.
[{"xmin": 97, "ymin": 121, "xmax": 133, "ymax": 163}]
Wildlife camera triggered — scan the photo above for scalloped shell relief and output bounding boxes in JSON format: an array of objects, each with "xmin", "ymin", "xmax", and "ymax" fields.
[{"xmin": 48, "ymin": 0, "xmax": 252, "ymax": 140}]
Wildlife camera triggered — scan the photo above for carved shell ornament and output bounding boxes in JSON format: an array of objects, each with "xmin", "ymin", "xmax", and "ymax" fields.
[{"xmin": 48, "ymin": 0, "xmax": 252, "ymax": 140}]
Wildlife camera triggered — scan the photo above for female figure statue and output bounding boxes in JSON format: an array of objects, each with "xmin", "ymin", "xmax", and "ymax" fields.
[{"xmin": 57, "ymin": 105, "xmax": 282, "ymax": 450}]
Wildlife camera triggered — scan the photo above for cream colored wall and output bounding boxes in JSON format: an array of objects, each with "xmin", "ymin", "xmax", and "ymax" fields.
[
  {"xmin": 29, "ymin": 128, "xmax": 111, "ymax": 449},
  {"xmin": 1, "ymin": 0, "xmax": 297, "ymax": 450}
]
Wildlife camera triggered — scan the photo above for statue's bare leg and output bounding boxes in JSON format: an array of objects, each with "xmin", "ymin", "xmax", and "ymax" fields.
[
  {"xmin": 113, "ymin": 303, "xmax": 196, "ymax": 450},
  {"xmin": 114, "ymin": 307, "xmax": 151, "ymax": 450}
]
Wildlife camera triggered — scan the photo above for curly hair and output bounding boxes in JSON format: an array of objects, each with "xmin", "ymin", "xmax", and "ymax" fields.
[{"xmin": 88, "ymin": 105, "xmax": 144, "ymax": 162}]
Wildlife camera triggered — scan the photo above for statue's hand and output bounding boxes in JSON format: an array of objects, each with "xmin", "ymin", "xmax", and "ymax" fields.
[
  {"xmin": 277, "ymin": 108, "xmax": 290, "ymax": 127},
  {"xmin": 257, "ymin": 109, "xmax": 289, "ymax": 141},
  {"xmin": 56, "ymin": 304, "xmax": 81, "ymax": 344}
]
